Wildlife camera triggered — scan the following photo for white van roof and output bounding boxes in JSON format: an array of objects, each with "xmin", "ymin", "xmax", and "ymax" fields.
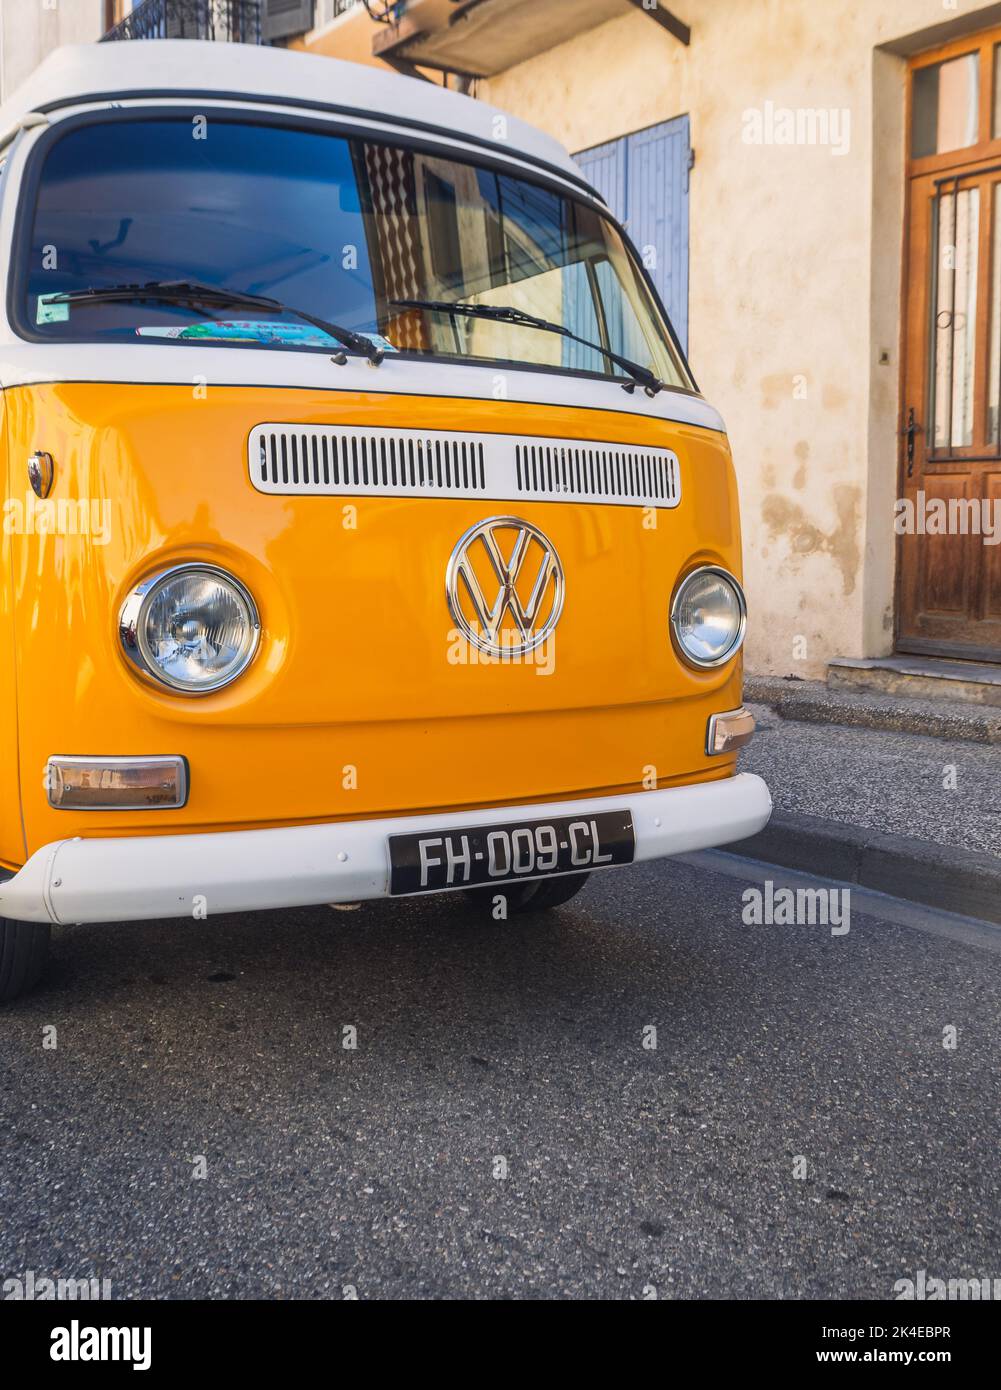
[{"xmin": 0, "ymin": 39, "xmax": 587, "ymax": 191}]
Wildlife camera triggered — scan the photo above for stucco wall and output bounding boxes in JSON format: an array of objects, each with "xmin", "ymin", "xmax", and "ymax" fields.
[
  {"xmin": 0, "ymin": 0, "xmax": 105, "ymax": 104},
  {"xmin": 468, "ymin": 0, "xmax": 999, "ymax": 677}
]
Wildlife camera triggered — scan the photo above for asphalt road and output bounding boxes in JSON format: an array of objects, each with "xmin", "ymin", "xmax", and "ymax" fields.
[{"xmin": 2, "ymin": 857, "xmax": 999, "ymax": 1301}]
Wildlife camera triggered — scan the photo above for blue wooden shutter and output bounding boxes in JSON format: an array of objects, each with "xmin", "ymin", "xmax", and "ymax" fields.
[
  {"xmin": 625, "ymin": 116, "xmax": 690, "ymax": 352},
  {"xmin": 574, "ymin": 135, "xmax": 628, "ymax": 219},
  {"xmin": 574, "ymin": 115, "xmax": 691, "ymax": 353}
]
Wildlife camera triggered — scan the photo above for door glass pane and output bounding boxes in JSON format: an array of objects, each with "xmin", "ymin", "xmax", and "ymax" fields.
[
  {"xmin": 994, "ymin": 44, "xmax": 1001, "ymax": 137},
  {"xmin": 990, "ymin": 183, "xmax": 1001, "ymax": 444},
  {"xmin": 913, "ymin": 53, "xmax": 979, "ymax": 157},
  {"xmin": 932, "ymin": 187, "xmax": 979, "ymax": 450}
]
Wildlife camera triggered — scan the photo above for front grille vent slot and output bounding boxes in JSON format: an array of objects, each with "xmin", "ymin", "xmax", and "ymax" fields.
[
  {"xmin": 257, "ymin": 429, "xmax": 486, "ymax": 493},
  {"xmin": 514, "ymin": 443, "xmax": 677, "ymax": 505},
  {"xmin": 249, "ymin": 425, "xmax": 680, "ymax": 509}
]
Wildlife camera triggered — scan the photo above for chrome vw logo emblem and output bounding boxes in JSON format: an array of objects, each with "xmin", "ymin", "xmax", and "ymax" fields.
[{"xmin": 446, "ymin": 516, "xmax": 565, "ymax": 657}]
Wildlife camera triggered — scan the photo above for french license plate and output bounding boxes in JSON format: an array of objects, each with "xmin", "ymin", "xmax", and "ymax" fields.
[{"xmin": 388, "ymin": 809, "xmax": 635, "ymax": 895}]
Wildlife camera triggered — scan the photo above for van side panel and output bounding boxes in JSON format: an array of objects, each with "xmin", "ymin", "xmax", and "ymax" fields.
[{"xmin": 0, "ymin": 391, "xmax": 25, "ymax": 869}]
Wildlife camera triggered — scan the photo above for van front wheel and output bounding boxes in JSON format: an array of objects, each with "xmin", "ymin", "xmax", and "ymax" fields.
[
  {"xmin": 0, "ymin": 917, "xmax": 51, "ymax": 1003},
  {"xmin": 464, "ymin": 873, "xmax": 591, "ymax": 914}
]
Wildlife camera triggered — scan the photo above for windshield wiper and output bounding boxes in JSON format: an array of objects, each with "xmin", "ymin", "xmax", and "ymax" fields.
[
  {"xmin": 391, "ymin": 297, "xmax": 663, "ymax": 396},
  {"xmin": 47, "ymin": 280, "xmax": 386, "ymax": 365}
]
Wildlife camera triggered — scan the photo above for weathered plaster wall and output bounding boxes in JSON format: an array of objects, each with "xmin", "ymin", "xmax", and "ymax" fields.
[{"xmin": 0, "ymin": 0, "xmax": 105, "ymax": 104}]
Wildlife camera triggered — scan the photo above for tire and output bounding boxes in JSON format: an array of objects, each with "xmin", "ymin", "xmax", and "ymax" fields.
[
  {"xmin": 0, "ymin": 917, "xmax": 51, "ymax": 1003},
  {"xmin": 464, "ymin": 872, "xmax": 591, "ymax": 914}
]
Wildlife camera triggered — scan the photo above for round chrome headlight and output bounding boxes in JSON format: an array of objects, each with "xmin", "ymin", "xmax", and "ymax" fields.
[
  {"xmin": 670, "ymin": 565, "xmax": 747, "ymax": 668},
  {"xmin": 119, "ymin": 564, "xmax": 260, "ymax": 694}
]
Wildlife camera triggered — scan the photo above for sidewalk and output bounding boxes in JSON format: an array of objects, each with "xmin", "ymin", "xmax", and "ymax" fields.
[{"xmin": 729, "ymin": 682, "xmax": 1001, "ymax": 923}]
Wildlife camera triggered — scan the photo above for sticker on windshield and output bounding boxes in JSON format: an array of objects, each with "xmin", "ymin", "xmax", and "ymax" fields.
[
  {"xmin": 137, "ymin": 319, "xmax": 335, "ymax": 346},
  {"xmin": 355, "ymin": 332, "xmax": 399, "ymax": 353},
  {"xmin": 36, "ymin": 294, "xmax": 70, "ymax": 324},
  {"xmin": 135, "ymin": 320, "xmax": 399, "ymax": 351}
]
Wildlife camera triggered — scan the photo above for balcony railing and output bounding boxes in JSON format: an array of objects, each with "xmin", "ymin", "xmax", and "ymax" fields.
[{"xmin": 102, "ymin": 0, "xmax": 263, "ymax": 44}]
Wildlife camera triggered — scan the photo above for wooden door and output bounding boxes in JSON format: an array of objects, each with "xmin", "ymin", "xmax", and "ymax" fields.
[{"xmin": 899, "ymin": 29, "xmax": 1001, "ymax": 660}]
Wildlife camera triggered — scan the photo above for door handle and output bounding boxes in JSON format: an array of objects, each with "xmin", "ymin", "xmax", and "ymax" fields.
[{"xmin": 902, "ymin": 407, "xmax": 922, "ymax": 478}]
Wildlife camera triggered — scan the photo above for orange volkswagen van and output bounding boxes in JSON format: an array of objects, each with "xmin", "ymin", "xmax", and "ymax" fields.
[{"xmin": 0, "ymin": 40, "xmax": 770, "ymax": 1001}]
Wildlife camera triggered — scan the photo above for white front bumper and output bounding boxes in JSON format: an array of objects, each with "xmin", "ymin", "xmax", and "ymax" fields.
[{"xmin": 0, "ymin": 774, "xmax": 771, "ymax": 926}]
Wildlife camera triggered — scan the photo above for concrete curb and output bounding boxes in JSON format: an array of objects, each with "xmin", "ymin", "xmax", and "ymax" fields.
[
  {"xmin": 745, "ymin": 675, "xmax": 1001, "ymax": 745},
  {"xmin": 727, "ymin": 810, "xmax": 1001, "ymax": 925}
]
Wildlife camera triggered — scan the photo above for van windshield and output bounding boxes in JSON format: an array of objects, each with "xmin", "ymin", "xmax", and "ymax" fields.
[{"xmin": 22, "ymin": 116, "xmax": 690, "ymax": 389}]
